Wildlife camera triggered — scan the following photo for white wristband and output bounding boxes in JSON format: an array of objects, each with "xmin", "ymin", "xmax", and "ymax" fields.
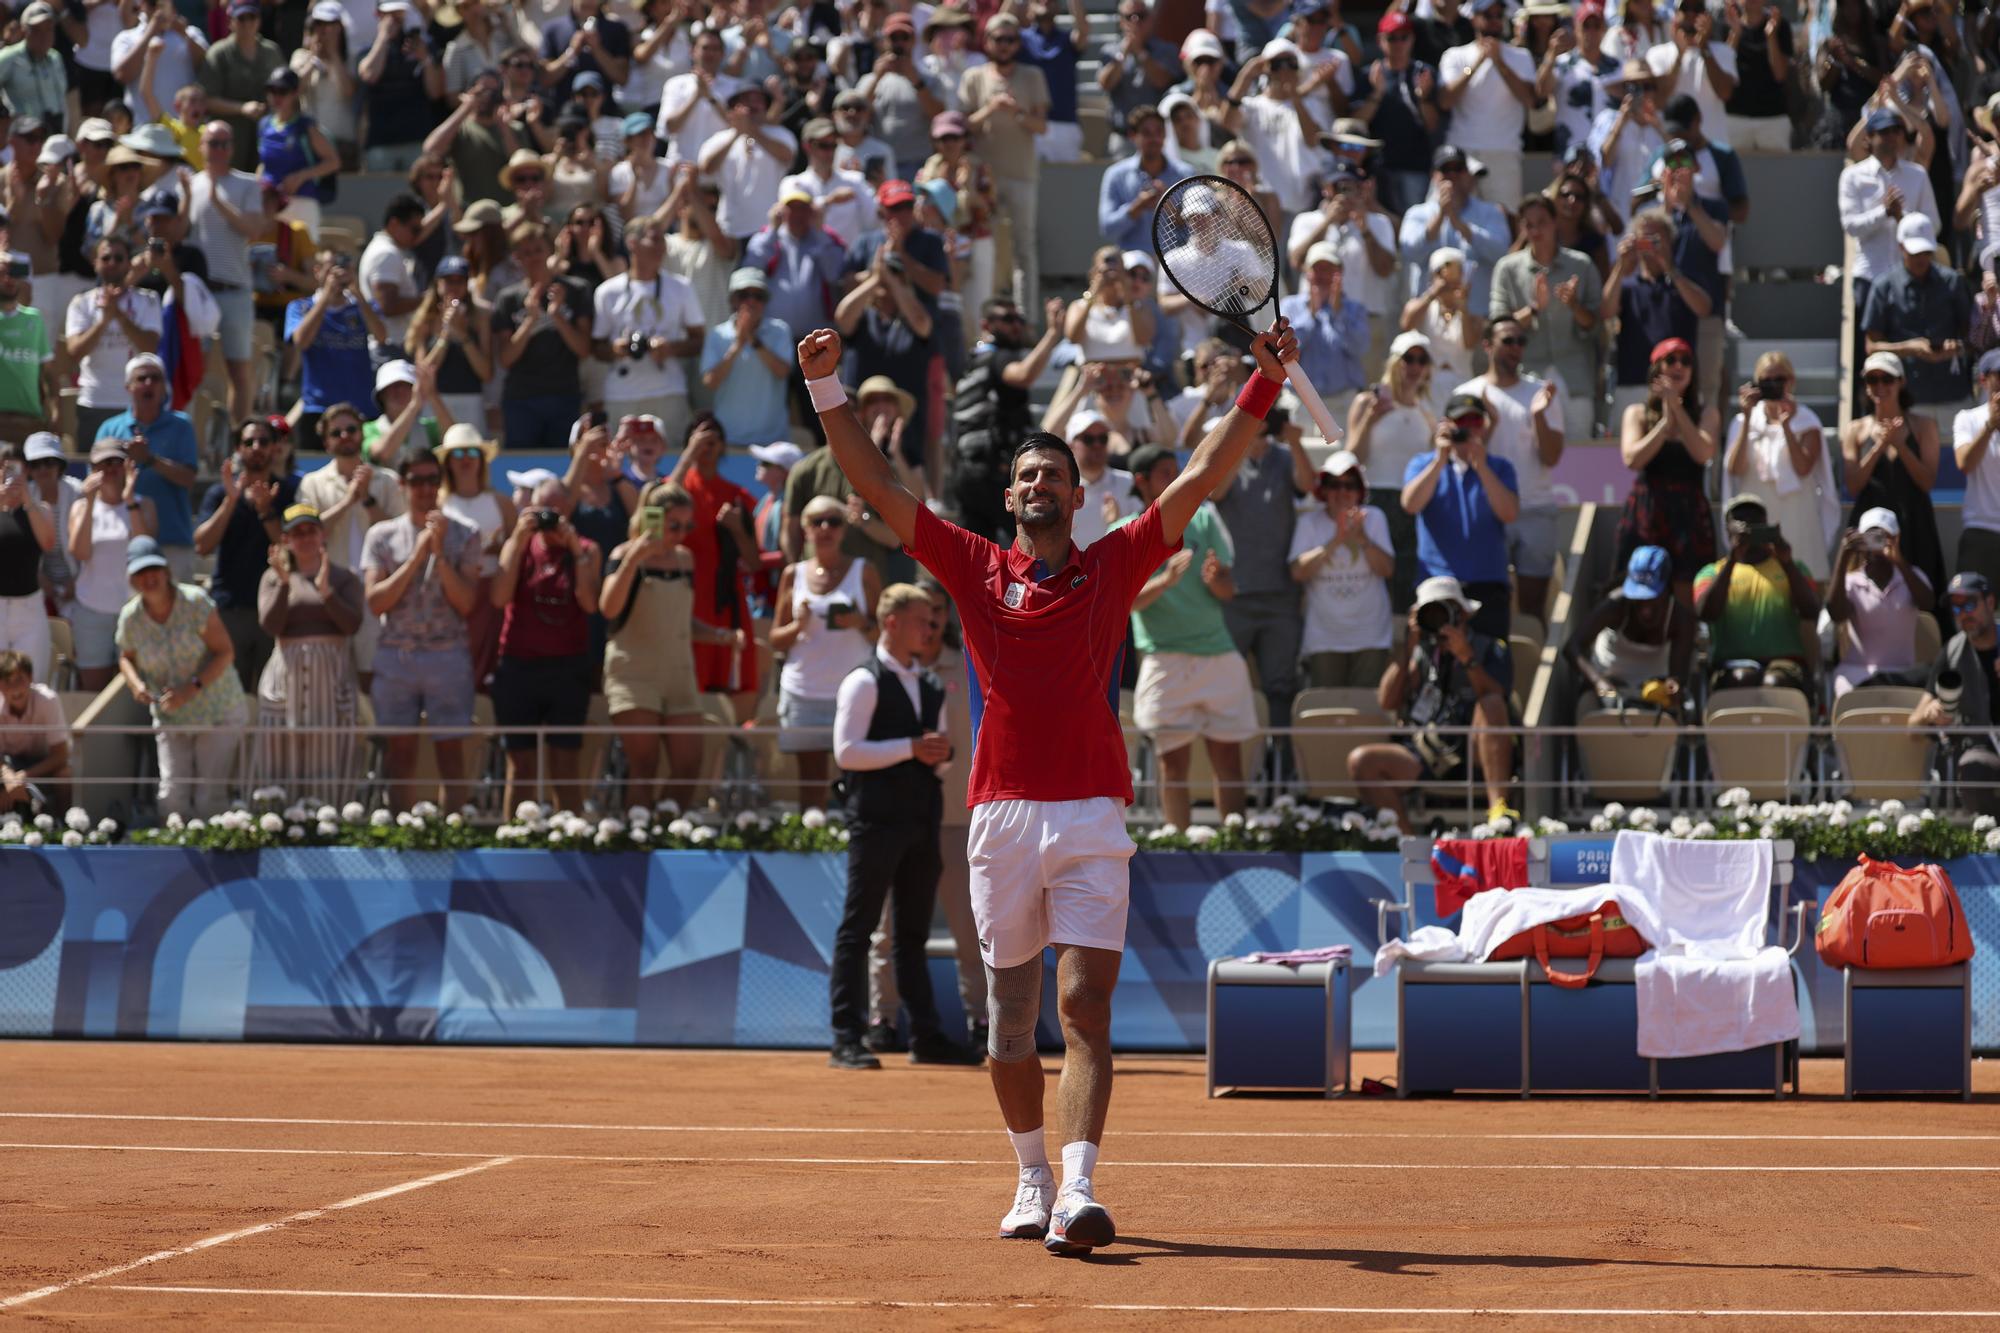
[{"xmin": 806, "ymin": 374, "xmax": 848, "ymax": 413}]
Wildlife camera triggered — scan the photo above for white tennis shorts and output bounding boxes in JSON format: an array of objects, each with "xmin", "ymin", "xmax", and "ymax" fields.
[
  {"xmin": 1135, "ymin": 650, "xmax": 1262, "ymax": 754},
  {"xmin": 967, "ymin": 797, "xmax": 1136, "ymax": 969}
]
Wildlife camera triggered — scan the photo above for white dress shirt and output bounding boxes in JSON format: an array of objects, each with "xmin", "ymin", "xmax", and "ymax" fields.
[{"xmin": 833, "ymin": 645, "xmax": 948, "ymax": 771}]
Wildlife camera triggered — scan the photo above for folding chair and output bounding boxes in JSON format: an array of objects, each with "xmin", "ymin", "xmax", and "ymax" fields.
[
  {"xmin": 1704, "ymin": 688, "xmax": 1812, "ymax": 800},
  {"xmin": 1573, "ymin": 705, "xmax": 1680, "ymax": 803}
]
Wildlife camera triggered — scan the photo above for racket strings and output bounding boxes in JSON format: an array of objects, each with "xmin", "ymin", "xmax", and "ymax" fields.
[{"xmin": 1152, "ymin": 178, "xmax": 1278, "ymax": 321}]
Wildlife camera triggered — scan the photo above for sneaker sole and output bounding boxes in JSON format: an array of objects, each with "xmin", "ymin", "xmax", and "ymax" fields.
[
  {"xmin": 1043, "ymin": 1209, "xmax": 1115, "ymax": 1254},
  {"xmin": 998, "ymin": 1220, "xmax": 1049, "ymax": 1239}
]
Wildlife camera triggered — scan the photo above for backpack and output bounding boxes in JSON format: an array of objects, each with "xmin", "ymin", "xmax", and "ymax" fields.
[{"xmin": 1815, "ymin": 856, "xmax": 1975, "ymax": 970}]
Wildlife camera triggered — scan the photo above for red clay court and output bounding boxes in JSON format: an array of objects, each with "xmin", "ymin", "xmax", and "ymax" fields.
[{"xmin": 2, "ymin": 1042, "xmax": 1998, "ymax": 1329}]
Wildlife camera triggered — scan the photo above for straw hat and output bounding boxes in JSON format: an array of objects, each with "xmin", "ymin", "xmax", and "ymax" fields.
[
  {"xmin": 434, "ymin": 421, "xmax": 499, "ymax": 462},
  {"xmin": 856, "ymin": 374, "xmax": 916, "ymax": 419}
]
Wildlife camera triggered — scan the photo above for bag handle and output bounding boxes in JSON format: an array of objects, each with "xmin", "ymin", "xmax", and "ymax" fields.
[{"xmin": 1535, "ymin": 911, "xmax": 1606, "ymax": 990}]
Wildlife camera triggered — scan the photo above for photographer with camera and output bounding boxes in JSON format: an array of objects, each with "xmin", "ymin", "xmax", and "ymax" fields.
[
  {"xmin": 1399, "ymin": 390, "xmax": 1519, "ymax": 641},
  {"xmin": 593, "ymin": 217, "xmax": 707, "ymax": 447},
  {"xmin": 1829, "ymin": 507, "xmax": 1933, "ymax": 697},
  {"xmin": 949, "ymin": 296, "xmax": 1065, "ymax": 544},
  {"xmin": 491, "ymin": 476, "xmax": 603, "ymax": 816},
  {"xmin": 1908, "ymin": 572, "xmax": 2000, "ymax": 813},
  {"xmin": 1695, "ymin": 492, "xmax": 1821, "ymax": 695},
  {"xmin": 1347, "ymin": 575, "xmax": 1518, "ymax": 832}
]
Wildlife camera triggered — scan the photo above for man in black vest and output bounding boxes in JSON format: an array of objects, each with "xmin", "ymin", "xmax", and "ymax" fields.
[
  {"xmin": 828, "ymin": 582, "xmax": 983, "ymax": 1068},
  {"xmin": 948, "ymin": 296, "xmax": 1065, "ymax": 544}
]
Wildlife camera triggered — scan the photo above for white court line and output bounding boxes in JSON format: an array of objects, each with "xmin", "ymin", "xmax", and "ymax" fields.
[
  {"xmin": 89, "ymin": 1286, "xmax": 2000, "ymax": 1319},
  {"xmin": 5, "ymin": 1142, "xmax": 1998, "ymax": 1172},
  {"xmin": 3, "ymin": 1112, "xmax": 1996, "ymax": 1143},
  {"xmin": 0, "ymin": 1156, "xmax": 514, "ymax": 1313}
]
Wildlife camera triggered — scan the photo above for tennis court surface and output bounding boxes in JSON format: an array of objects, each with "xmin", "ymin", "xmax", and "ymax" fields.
[{"xmin": 4, "ymin": 1042, "xmax": 1998, "ymax": 1329}]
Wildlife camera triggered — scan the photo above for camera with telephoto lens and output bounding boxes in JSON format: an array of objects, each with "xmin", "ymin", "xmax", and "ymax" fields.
[
  {"xmin": 1935, "ymin": 670, "xmax": 1964, "ymax": 724},
  {"xmin": 1416, "ymin": 601, "xmax": 1454, "ymax": 639}
]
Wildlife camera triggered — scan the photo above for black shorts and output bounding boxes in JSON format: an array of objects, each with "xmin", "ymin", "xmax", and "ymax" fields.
[
  {"xmin": 491, "ymin": 653, "xmax": 592, "ymax": 751},
  {"xmin": 73, "ymin": 65, "xmax": 120, "ymax": 112}
]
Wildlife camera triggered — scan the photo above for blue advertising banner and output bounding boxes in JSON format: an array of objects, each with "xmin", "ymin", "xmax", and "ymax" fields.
[{"xmin": 2, "ymin": 848, "xmax": 1996, "ymax": 1053}]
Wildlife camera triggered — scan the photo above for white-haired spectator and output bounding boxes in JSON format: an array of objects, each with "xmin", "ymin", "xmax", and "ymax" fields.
[
  {"xmin": 0, "ymin": 648, "xmax": 70, "ymax": 814},
  {"xmin": 1828, "ymin": 507, "xmax": 1933, "ymax": 698},
  {"xmin": 1438, "ymin": 0, "xmax": 1537, "ymax": 207},
  {"xmin": 1066, "ymin": 408, "xmax": 1139, "ymax": 550},
  {"xmin": 96, "ymin": 353, "xmax": 200, "ymax": 582},
  {"xmin": 1290, "ymin": 451, "xmax": 1394, "ymax": 687},
  {"xmin": 1398, "ymin": 147, "xmax": 1510, "ymax": 316},
  {"xmin": 770, "ymin": 492, "xmax": 882, "ymax": 807}
]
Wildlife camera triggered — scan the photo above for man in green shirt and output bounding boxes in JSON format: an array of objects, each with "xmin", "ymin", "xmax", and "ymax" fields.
[
  {"xmin": 200, "ymin": 1, "xmax": 286, "ymax": 172},
  {"xmin": 0, "ymin": 256, "xmax": 56, "ymax": 442},
  {"xmin": 1115, "ymin": 443, "xmax": 1260, "ymax": 828},
  {"xmin": 0, "ymin": 3, "xmax": 67, "ymax": 125},
  {"xmin": 1695, "ymin": 492, "xmax": 1822, "ymax": 693},
  {"xmin": 420, "ymin": 71, "xmax": 520, "ymax": 205}
]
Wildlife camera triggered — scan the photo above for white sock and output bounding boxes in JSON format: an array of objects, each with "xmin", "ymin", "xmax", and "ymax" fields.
[
  {"xmin": 1008, "ymin": 1127, "xmax": 1049, "ymax": 1174},
  {"xmin": 1060, "ymin": 1140, "xmax": 1098, "ymax": 1189}
]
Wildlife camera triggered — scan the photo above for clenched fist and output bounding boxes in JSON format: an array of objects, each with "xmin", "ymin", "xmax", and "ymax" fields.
[{"xmin": 797, "ymin": 328, "xmax": 843, "ymax": 378}]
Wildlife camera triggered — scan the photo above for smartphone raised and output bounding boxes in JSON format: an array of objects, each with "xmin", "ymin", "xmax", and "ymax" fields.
[{"xmin": 641, "ymin": 505, "xmax": 665, "ymax": 540}]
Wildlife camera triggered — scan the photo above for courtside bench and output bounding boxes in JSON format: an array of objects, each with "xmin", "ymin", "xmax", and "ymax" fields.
[
  {"xmin": 1380, "ymin": 836, "xmax": 1806, "ymax": 1097},
  {"xmin": 1844, "ymin": 963, "xmax": 1974, "ymax": 1100},
  {"xmin": 1205, "ymin": 956, "xmax": 1352, "ymax": 1097}
]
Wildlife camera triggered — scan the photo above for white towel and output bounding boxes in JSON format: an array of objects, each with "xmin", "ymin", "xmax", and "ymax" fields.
[
  {"xmin": 1371, "ymin": 926, "xmax": 1465, "ymax": 976},
  {"xmin": 1458, "ymin": 884, "xmax": 1670, "ymax": 964},
  {"xmin": 1612, "ymin": 831, "xmax": 1802, "ymax": 1059}
]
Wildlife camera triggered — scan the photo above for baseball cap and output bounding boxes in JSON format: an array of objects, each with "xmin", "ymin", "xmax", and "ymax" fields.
[
  {"xmin": 435, "ymin": 255, "xmax": 470, "ymax": 278},
  {"xmin": 1948, "ymin": 571, "xmax": 1993, "ymax": 601},
  {"xmin": 1858, "ymin": 506, "xmax": 1901, "ymax": 537},
  {"xmin": 1467, "ymin": 0, "xmax": 1505, "ymax": 13},
  {"xmin": 727, "ymin": 266, "xmax": 770, "ymax": 295},
  {"xmin": 281, "ymin": 503, "xmax": 323, "ymax": 531},
  {"xmin": 504, "ymin": 466, "xmax": 558, "ymax": 492},
  {"xmin": 1723, "ymin": 492, "xmax": 1767, "ymax": 520},
  {"xmin": 1432, "ymin": 144, "xmax": 1469, "ymax": 173},
  {"xmin": 1442, "ymin": 391, "xmax": 1492, "ymax": 422},
  {"xmin": 20, "ymin": 1, "xmax": 55, "ymax": 22},
  {"xmin": 1182, "ymin": 28, "xmax": 1225, "ymax": 62},
  {"xmin": 374, "ymin": 359, "xmax": 419, "ymax": 394},
  {"xmin": 1661, "ymin": 93, "xmax": 1701, "ymax": 134},
  {"xmin": 454, "ymin": 198, "xmax": 503, "ymax": 233},
  {"xmin": 876, "ymin": 178, "xmax": 916, "ymax": 208},
  {"xmin": 136, "ymin": 191, "xmax": 178, "ymax": 219},
  {"xmin": 1378, "ymin": 9, "xmax": 1413, "ymax": 33},
  {"xmin": 1125, "ymin": 444, "xmax": 1173, "ymax": 492},
  {"xmin": 930, "ymin": 110, "xmax": 968, "ymax": 138},
  {"xmin": 1121, "ymin": 248, "xmax": 1154, "ymax": 273},
  {"xmin": 89, "ymin": 439, "xmax": 130, "ymax": 465},
  {"xmin": 9, "ymin": 114, "xmax": 44, "ymax": 140},
  {"xmin": 1414, "ymin": 574, "xmax": 1479, "ymax": 614},
  {"xmin": 622, "ymin": 111, "xmax": 653, "ymax": 138},
  {"xmin": 1978, "ymin": 348, "xmax": 2000, "ymax": 378},
  {"xmin": 748, "ymin": 441, "xmax": 804, "ymax": 469},
  {"xmin": 229, "ymin": 1, "xmax": 260, "ymax": 17},
  {"xmin": 309, "ymin": 0, "xmax": 345, "ymax": 21},
  {"xmin": 1864, "ymin": 350, "xmax": 1905, "ymax": 379},
  {"xmin": 1318, "ymin": 448, "xmax": 1363, "ymax": 483},
  {"xmin": 802, "ymin": 116, "xmax": 835, "ymax": 140},
  {"xmin": 779, "ymin": 183, "xmax": 814, "ymax": 206},
  {"xmin": 1260, "ymin": 37, "xmax": 1303, "ymax": 62},
  {"xmin": 1327, "ymin": 118, "xmax": 1381, "ymax": 150},
  {"xmin": 76, "ymin": 118, "xmax": 116, "ymax": 144},
  {"xmin": 22, "ymin": 433, "xmax": 63, "ymax": 463},
  {"xmin": 125, "ymin": 535, "xmax": 169, "ymax": 576},
  {"xmin": 1388, "ymin": 330, "xmax": 1431, "ymax": 361},
  {"xmin": 266, "ymin": 65, "xmax": 301, "ymax": 92},
  {"xmin": 1864, "ymin": 106, "xmax": 1902, "ymax": 134},
  {"xmin": 1898, "ymin": 213, "xmax": 1939, "ymax": 255},
  {"xmin": 1303, "ymin": 240, "xmax": 1342, "ymax": 269},
  {"xmin": 36, "ymin": 133, "xmax": 74, "ymax": 165},
  {"xmin": 916, "ymin": 177, "xmax": 955, "ymax": 224},
  {"xmin": 1621, "ymin": 545, "xmax": 1670, "ymax": 600},
  {"xmin": 1066, "ymin": 408, "xmax": 1109, "ymax": 441},
  {"xmin": 1649, "ymin": 337, "xmax": 1693, "ymax": 364}
]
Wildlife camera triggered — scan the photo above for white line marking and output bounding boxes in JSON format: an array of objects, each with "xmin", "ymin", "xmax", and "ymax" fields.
[
  {"xmin": 89, "ymin": 1287, "xmax": 2000, "ymax": 1318},
  {"xmin": 3, "ymin": 1143, "xmax": 1996, "ymax": 1172},
  {"xmin": 3, "ymin": 1112, "xmax": 1995, "ymax": 1143},
  {"xmin": 0, "ymin": 1156, "xmax": 514, "ymax": 1313}
]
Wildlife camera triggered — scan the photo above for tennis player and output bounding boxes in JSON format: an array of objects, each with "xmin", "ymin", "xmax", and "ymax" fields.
[{"xmin": 796, "ymin": 319, "xmax": 1300, "ymax": 1256}]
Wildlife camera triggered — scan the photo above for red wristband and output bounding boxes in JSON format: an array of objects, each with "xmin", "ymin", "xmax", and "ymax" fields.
[{"xmin": 1236, "ymin": 373, "xmax": 1282, "ymax": 419}]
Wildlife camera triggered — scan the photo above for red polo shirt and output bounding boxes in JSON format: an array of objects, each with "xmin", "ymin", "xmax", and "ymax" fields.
[{"xmin": 907, "ymin": 502, "xmax": 1179, "ymax": 808}]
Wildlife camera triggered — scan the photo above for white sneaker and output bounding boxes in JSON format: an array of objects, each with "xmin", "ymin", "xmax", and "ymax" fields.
[
  {"xmin": 1043, "ymin": 1178, "xmax": 1115, "ymax": 1255},
  {"xmin": 998, "ymin": 1167, "xmax": 1055, "ymax": 1238}
]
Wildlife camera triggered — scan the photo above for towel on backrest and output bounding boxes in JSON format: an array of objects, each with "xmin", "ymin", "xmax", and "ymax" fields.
[
  {"xmin": 1431, "ymin": 838, "xmax": 1531, "ymax": 917},
  {"xmin": 1611, "ymin": 831, "xmax": 1801, "ymax": 1059}
]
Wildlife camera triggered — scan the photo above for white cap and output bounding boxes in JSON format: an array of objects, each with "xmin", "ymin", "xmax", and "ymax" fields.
[
  {"xmin": 22, "ymin": 432, "xmax": 64, "ymax": 462},
  {"xmin": 1065, "ymin": 408, "xmax": 1109, "ymax": 440},
  {"xmin": 308, "ymin": 0, "xmax": 345, "ymax": 19},
  {"xmin": 1897, "ymin": 213, "xmax": 1938, "ymax": 255},
  {"xmin": 1181, "ymin": 28, "xmax": 1225, "ymax": 63},
  {"xmin": 1389, "ymin": 329, "xmax": 1433, "ymax": 360},
  {"xmin": 75, "ymin": 118, "xmax": 116, "ymax": 144},
  {"xmin": 1858, "ymin": 506, "xmax": 1901, "ymax": 536},
  {"xmin": 125, "ymin": 352, "xmax": 166, "ymax": 381},
  {"xmin": 1158, "ymin": 91, "xmax": 1197, "ymax": 123},
  {"xmin": 374, "ymin": 359, "xmax": 418, "ymax": 393},
  {"xmin": 1260, "ymin": 37, "xmax": 1303, "ymax": 62},
  {"xmin": 1303, "ymin": 240, "xmax": 1342, "ymax": 270},
  {"xmin": 748, "ymin": 440, "xmax": 805, "ymax": 469},
  {"xmin": 36, "ymin": 134, "xmax": 75, "ymax": 166},
  {"xmin": 1121, "ymin": 248, "xmax": 1154, "ymax": 272},
  {"xmin": 1428, "ymin": 245, "xmax": 1466, "ymax": 275},
  {"xmin": 1414, "ymin": 574, "xmax": 1481, "ymax": 614},
  {"xmin": 1318, "ymin": 448, "xmax": 1363, "ymax": 481},
  {"xmin": 504, "ymin": 466, "xmax": 558, "ymax": 492},
  {"xmin": 1863, "ymin": 351, "xmax": 1905, "ymax": 380}
]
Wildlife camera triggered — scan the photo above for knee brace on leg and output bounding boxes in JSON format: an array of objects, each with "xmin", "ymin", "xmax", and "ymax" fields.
[{"xmin": 984, "ymin": 959, "xmax": 1042, "ymax": 1063}]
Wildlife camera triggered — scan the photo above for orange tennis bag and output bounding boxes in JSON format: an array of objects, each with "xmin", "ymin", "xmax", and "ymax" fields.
[
  {"xmin": 1816, "ymin": 856, "xmax": 1975, "ymax": 969},
  {"xmin": 1489, "ymin": 904, "xmax": 1650, "ymax": 989}
]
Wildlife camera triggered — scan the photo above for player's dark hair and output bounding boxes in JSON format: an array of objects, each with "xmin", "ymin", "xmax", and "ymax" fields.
[{"xmin": 1010, "ymin": 432, "xmax": 1079, "ymax": 488}]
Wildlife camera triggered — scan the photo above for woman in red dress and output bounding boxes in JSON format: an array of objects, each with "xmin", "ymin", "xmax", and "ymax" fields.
[{"xmin": 668, "ymin": 412, "xmax": 761, "ymax": 721}]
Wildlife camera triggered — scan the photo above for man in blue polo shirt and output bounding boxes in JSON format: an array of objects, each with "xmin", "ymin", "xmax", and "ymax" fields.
[
  {"xmin": 95, "ymin": 353, "xmax": 200, "ymax": 582},
  {"xmin": 1020, "ymin": 0, "xmax": 1085, "ymax": 162},
  {"xmin": 1399, "ymin": 389, "xmax": 1518, "ymax": 640}
]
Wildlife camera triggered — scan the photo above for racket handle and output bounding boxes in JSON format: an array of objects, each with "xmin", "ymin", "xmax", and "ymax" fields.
[{"xmin": 1282, "ymin": 362, "xmax": 1345, "ymax": 446}]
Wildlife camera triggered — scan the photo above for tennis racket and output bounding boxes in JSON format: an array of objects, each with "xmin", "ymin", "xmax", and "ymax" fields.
[{"xmin": 1151, "ymin": 174, "xmax": 1344, "ymax": 446}]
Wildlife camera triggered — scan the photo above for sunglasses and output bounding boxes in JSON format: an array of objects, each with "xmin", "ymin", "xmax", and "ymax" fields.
[
  {"xmin": 405, "ymin": 473, "xmax": 443, "ymax": 486},
  {"xmin": 1382, "ymin": 30, "xmax": 1412, "ymax": 40},
  {"xmin": 1401, "ymin": 351, "xmax": 1431, "ymax": 365},
  {"xmin": 1657, "ymin": 354, "xmax": 1693, "ymax": 368},
  {"xmin": 989, "ymin": 33, "xmax": 1019, "ymax": 43},
  {"xmin": 579, "ymin": 87, "xmax": 603, "ymax": 97},
  {"xmin": 1663, "ymin": 155, "xmax": 1696, "ymax": 170},
  {"xmin": 1949, "ymin": 596, "xmax": 1982, "ymax": 613},
  {"xmin": 512, "ymin": 172, "xmax": 546, "ymax": 185},
  {"xmin": 1864, "ymin": 373, "xmax": 1899, "ymax": 386},
  {"xmin": 935, "ymin": 131, "xmax": 965, "ymax": 141},
  {"xmin": 1558, "ymin": 189, "xmax": 1587, "ymax": 202},
  {"xmin": 807, "ymin": 515, "xmax": 846, "ymax": 529},
  {"xmin": 1076, "ymin": 431, "xmax": 1110, "ymax": 447},
  {"xmin": 1495, "ymin": 335, "xmax": 1526, "ymax": 347},
  {"xmin": 1267, "ymin": 58, "xmax": 1298, "ymax": 71},
  {"xmin": 327, "ymin": 422, "xmax": 361, "ymax": 438},
  {"xmin": 240, "ymin": 435, "xmax": 274, "ymax": 447},
  {"xmin": 449, "ymin": 448, "xmax": 482, "ymax": 459},
  {"xmin": 810, "ymin": 137, "xmax": 837, "ymax": 148},
  {"xmin": 505, "ymin": 58, "xmax": 535, "ymax": 68}
]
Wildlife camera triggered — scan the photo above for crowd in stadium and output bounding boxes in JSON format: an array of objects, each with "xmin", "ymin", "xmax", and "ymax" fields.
[{"xmin": 3, "ymin": 0, "xmax": 2000, "ymax": 829}]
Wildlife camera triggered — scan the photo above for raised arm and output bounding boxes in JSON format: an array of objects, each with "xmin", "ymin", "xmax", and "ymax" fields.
[
  {"xmin": 1153, "ymin": 322, "xmax": 1297, "ymax": 546},
  {"xmin": 796, "ymin": 328, "xmax": 922, "ymax": 547}
]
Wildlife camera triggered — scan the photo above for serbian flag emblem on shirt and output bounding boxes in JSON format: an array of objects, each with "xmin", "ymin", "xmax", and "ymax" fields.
[{"xmin": 1430, "ymin": 838, "xmax": 1530, "ymax": 917}]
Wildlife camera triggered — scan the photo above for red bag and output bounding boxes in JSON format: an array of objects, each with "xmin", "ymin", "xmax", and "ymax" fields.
[
  {"xmin": 1489, "ymin": 904, "xmax": 1650, "ymax": 989},
  {"xmin": 1816, "ymin": 856, "xmax": 1975, "ymax": 969}
]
